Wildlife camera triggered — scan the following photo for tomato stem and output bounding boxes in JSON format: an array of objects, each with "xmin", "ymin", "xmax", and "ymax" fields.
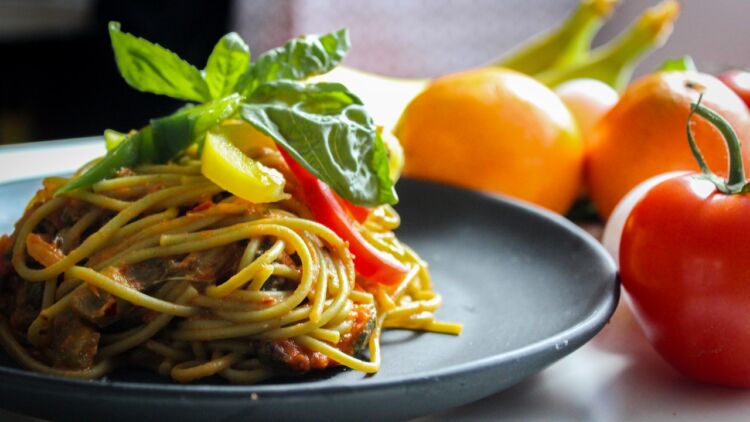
[{"xmin": 687, "ymin": 94, "xmax": 747, "ymax": 193}]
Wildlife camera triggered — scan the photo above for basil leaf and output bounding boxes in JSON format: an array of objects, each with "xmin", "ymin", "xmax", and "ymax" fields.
[
  {"xmin": 204, "ymin": 33, "xmax": 251, "ymax": 99},
  {"xmin": 237, "ymin": 29, "xmax": 350, "ymax": 96},
  {"xmin": 108, "ymin": 21, "xmax": 211, "ymax": 103},
  {"xmin": 241, "ymin": 81, "xmax": 397, "ymax": 206}
]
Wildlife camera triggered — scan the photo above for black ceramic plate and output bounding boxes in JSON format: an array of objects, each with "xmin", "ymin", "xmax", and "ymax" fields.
[{"xmin": 0, "ymin": 163, "xmax": 618, "ymax": 421}]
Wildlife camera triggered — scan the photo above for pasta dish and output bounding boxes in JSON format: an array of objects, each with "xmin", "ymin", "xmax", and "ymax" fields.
[{"xmin": 0, "ymin": 24, "xmax": 460, "ymax": 383}]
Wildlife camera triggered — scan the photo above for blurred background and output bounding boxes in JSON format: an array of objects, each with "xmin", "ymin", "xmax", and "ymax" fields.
[{"xmin": 0, "ymin": 0, "xmax": 747, "ymax": 144}]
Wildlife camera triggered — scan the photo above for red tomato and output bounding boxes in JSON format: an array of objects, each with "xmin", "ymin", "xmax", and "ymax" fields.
[
  {"xmin": 619, "ymin": 174, "xmax": 750, "ymax": 387},
  {"xmin": 719, "ymin": 69, "xmax": 750, "ymax": 110}
]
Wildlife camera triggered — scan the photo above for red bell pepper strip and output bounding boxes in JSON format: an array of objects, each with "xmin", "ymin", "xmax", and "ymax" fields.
[
  {"xmin": 279, "ymin": 150, "xmax": 408, "ymax": 285},
  {"xmin": 335, "ymin": 194, "xmax": 371, "ymax": 223}
]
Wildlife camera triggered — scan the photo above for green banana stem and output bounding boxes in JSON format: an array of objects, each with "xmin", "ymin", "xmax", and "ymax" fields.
[
  {"xmin": 494, "ymin": 0, "xmax": 620, "ymax": 75},
  {"xmin": 535, "ymin": 0, "xmax": 680, "ymax": 91}
]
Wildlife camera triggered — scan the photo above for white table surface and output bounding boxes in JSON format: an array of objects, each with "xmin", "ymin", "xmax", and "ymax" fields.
[
  {"xmin": 2, "ymin": 140, "xmax": 750, "ymax": 421},
  {"xmin": 419, "ymin": 304, "xmax": 750, "ymax": 422}
]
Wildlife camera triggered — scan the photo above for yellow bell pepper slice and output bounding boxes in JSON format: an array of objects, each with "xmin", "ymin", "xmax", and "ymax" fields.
[
  {"xmin": 201, "ymin": 129, "xmax": 287, "ymax": 203},
  {"xmin": 218, "ymin": 120, "xmax": 277, "ymax": 153},
  {"xmin": 379, "ymin": 128, "xmax": 404, "ymax": 183},
  {"xmin": 104, "ymin": 129, "xmax": 127, "ymax": 151}
]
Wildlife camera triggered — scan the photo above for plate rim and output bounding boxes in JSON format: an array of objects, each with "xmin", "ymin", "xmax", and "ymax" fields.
[{"xmin": 0, "ymin": 140, "xmax": 619, "ymax": 400}]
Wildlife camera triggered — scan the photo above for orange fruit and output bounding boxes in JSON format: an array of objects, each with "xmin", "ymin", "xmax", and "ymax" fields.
[
  {"xmin": 587, "ymin": 71, "xmax": 750, "ymax": 219},
  {"xmin": 395, "ymin": 67, "xmax": 583, "ymax": 214}
]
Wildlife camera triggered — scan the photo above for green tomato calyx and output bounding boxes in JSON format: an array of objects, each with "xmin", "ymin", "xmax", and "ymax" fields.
[{"xmin": 687, "ymin": 92, "xmax": 748, "ymax": 194}]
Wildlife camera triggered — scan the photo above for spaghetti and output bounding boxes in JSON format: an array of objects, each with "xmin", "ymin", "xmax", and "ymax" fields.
[{"xmin": 0, "ymin": 146, "xmax": 461, "ymax": 383}]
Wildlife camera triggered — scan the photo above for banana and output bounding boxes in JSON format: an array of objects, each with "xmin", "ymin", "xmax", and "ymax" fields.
[
  {"xmin": 312, "ymin": 66, "xmax": 428, "ymax": 131},
  {"xmin": 494, "ymin": 0, "xmax": 620, "ymax": 74},
  {"xmin": 535, "ymin": 0, "xmax": 680, "ymax": 91}
]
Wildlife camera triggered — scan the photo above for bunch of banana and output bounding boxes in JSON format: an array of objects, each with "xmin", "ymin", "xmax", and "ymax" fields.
[
  {"xmin": 314, "ymin": 0, "xmax": 679, "ymax": 130},
  {"xmin": 535, "ymin": 0, "xmax": 679, "ymax": 90}
]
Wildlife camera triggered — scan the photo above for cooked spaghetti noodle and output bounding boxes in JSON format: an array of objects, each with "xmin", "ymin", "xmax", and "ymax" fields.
[{"xmin": 0, "ymin": 146, "xmax": 461, "ymax": 383}]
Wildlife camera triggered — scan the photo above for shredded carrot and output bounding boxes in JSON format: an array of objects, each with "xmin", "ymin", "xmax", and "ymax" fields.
[
  {"xmin": 0, "ymin": 235, "xmax": 11, "ymax": 256},
  {"xmin": 25, "ymin": 234, "xmax": 65, "ymax": 267},
  {"xmin": 0, "ymin": 235, "xmax": 12, "ymax": 276},
  {"xmin": 189, "ymin": 201, "xmax": 214, "ymax": 214}
]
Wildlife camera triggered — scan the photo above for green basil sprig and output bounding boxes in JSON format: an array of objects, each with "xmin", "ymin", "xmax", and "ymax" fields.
[
  {"xmin": 204, "ymin": 33, "xmax": 251, "ymax": 99},
  {"xmin": 59, "ymin": 23, "xmax": 395, "ymax": 207},
  {"xmin": 109, "ymin": 22, "xmax": 211, "ymax": 103}
]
